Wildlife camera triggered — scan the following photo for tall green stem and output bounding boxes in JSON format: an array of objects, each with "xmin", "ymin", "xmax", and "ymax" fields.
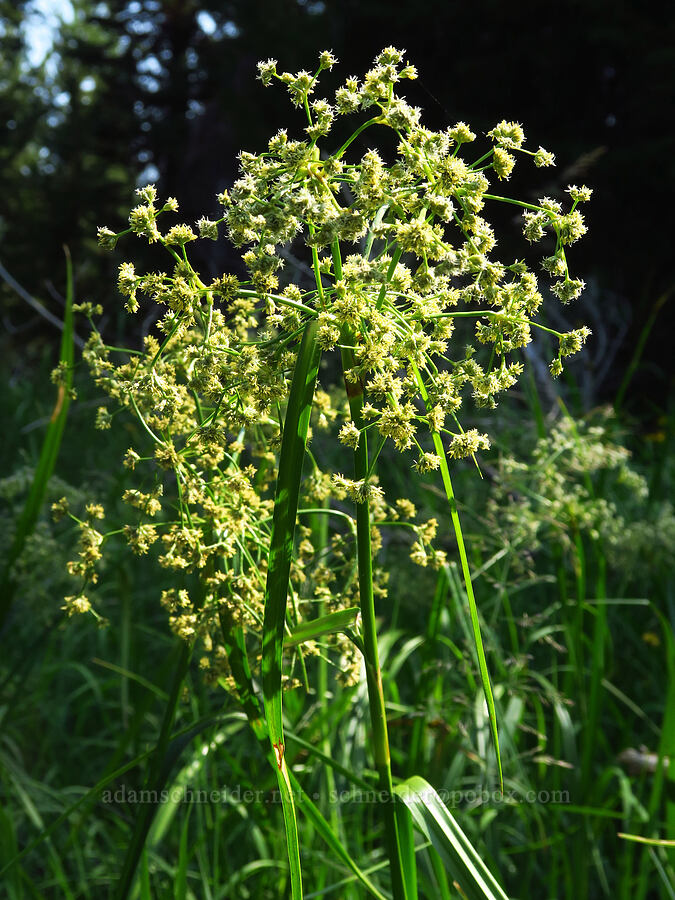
[
  {"xmin": 339, "ymin": 356, "xmax": 409, "ymax": 899},
  {"xmin": 330, "ymin": 235, "xmax": 409, "ymax": 897}
]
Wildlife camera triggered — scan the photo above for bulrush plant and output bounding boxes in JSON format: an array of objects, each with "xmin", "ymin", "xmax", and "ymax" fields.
[{"xmin": 59, "ymin": 48, "xmax": 591, "ymax": 898}]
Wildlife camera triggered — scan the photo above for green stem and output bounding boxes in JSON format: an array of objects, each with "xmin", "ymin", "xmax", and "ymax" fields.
[
  {"xmin": 376, "ymin": 248, "xmax": 402, "ymax": 311},
  {"xmin": 237, "ymin": 288, "xmax": 316, "ymax": 316},
  {"xmin": 335, "ymin": 116, "xmax": 382, "ymax": 158},
  {"xmin": 335, "ymin": 236, "xmax": 408, "ymax": 898},
  {"xmin": 0, "ymin": 248, "xmax": 74, "ymax": 629},
  {"xmin": 311, "ymin": 497, "xmax": 351, "ymax": 895},
  {"xmin": 482, "ymin": 192, "xmax": 549, "ymax": 212},
  {"xmin": 433, "ymin": 430, "xmax": 503, "ymax": 790},
  {"xmin": 408, "ymin": 569, "xmax": 448, "ymax": 775},
  {"xmin": 344, "ymin": 372, "xmax": 409, "ymax": 900},
  {"xmin": 222, "ymin": 564, "xmax": 386, "ymax": 900}
]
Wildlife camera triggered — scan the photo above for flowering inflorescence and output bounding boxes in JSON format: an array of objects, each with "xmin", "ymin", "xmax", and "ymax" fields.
[
  {"xmin": 481, "ymin": 409, "xmax": 674, "ymax": 589},
  {"xmin": 67, "ymin": 48, "xmax": 591, "ymax": 689}
]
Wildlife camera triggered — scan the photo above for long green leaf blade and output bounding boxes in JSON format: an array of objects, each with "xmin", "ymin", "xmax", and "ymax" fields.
[
  {"xmin": 114, "ymin": 639, "xmax": 193, "ymax": 900},
  {"xmin": 287, "ymin": 769, "xmax": 388, "ymax": 900},
  {"xmin": 0, "ymin": 247, "xmax": 75, "ymax": 627},
  {"xmin": 411, "ymin": 361, "xmax": 503, "ymax": 790},
  {"xmin": 262, "ymin": 319, "xmax": 321, "ymax": 900},
  {"xmin": 394, "ymin": 776, "xmax": 510, "ymax": 900},
  {"xmin": 286, "ymin": 607, "xmax": 359, "ymax": 647}
]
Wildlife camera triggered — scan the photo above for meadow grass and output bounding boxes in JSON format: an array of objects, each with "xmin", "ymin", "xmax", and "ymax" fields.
[
  {"xmin": 1, "ymin": 340, "xmax": 672, "ymax": 898},
  {"xmin": 1, "ymin": 46, "xmax": 674, "ymax": 900}
]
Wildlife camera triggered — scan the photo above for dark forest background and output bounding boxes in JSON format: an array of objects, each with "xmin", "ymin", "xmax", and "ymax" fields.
[{"xmin": 1, "ymin": 0, "xmax": 673, "ymax": 416}]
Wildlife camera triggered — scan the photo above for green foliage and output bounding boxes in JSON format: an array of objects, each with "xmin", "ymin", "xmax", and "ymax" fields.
[
  {"xmin": 1, "ymin": 38, "xmax": 673, "ymax": 900},
  {"xmin": 1, "ymin": 340, "xmax": 673, "ymax": 899}
]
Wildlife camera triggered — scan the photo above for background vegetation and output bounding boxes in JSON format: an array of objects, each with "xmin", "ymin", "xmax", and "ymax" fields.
[{"xmin": 1, "ymin": 1, "xmax": 673, "ymax": 897}]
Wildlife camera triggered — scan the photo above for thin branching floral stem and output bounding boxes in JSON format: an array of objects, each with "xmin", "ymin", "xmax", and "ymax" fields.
[{"xmin": 335, "ymin": 116, "xmax": 382, "ymax": 158}]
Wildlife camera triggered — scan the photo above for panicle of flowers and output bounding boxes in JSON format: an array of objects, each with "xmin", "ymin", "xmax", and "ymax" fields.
[
  {"xmin": 483, "ymin": 409, "xmax": 668, "ymax": 583},
  {"xmin": 69, "ymin": 46, "xmax": 591, "ymax": 687}
]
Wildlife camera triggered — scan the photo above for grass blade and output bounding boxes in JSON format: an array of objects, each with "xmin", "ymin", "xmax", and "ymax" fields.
[
  {"xmin": 614, "ymin": 286, "xmax": 672, "ymax": 412},
  {"xmin": 175, "ymin": 804, "xmax": 191, "ymax": 900},
  {"xmin": 394, "ymin": 776, "xmax": 509, "ymax": 900},
  {"xmin": 284, "ymin": 731, "xmax": 372, "ymax": 791},
  {"xmin": 394, "ymin": 792, "xmax": 418, "ymax": 900},
  {"xmin": 286, "ymin": 607, "xmax": 359, "ymax": 647},
  {"xmin": 0, "ymin": 247, "xmax": 75, "ymax": 628},
  {"xmin": 114, "ymin": 638, "xmax": 193, "ymax": 900},
  {"xmin": 408, "ymin": 568, "xmax": 448, "ymax": 775},
  {"xmin": 633, "ymin": 607, "xmax": 675, "ymax": 898},
  {"xmin": 286, "ymin": 769, "xmax": 388, "ymax": 900},
  {"xmin": 410, "ymin": 361, "xmax": 503, "ymax": 790},
  {"xmin": 262, "ymin": 319, "xmax": 321, "ymax": 899}
]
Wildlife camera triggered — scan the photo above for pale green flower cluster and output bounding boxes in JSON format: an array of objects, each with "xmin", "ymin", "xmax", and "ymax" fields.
[
  {"xmin": 68, "ymin": 48, "xmax": 592, "ymax": 683},
  {"xmin": 0, "ymin": 469, "xmax": 100, "ymax": 621},
  {"xmin": 483, "ymin": 410, "xmax": 673, "ymax": 585}
]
